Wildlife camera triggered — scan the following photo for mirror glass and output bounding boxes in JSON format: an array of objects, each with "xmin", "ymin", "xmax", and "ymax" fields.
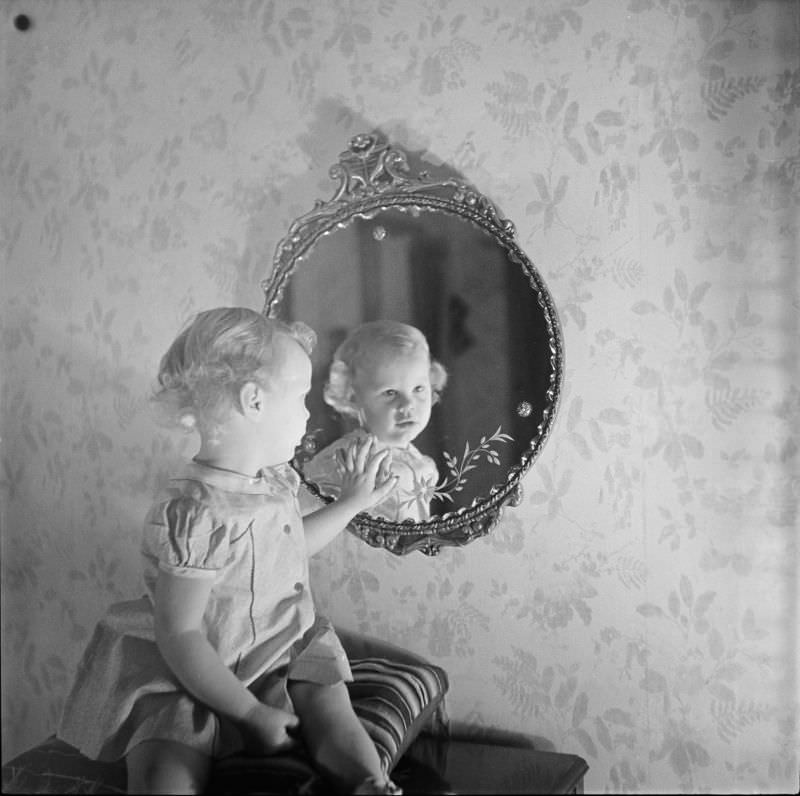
[
  {"xmin": 285, "ymin": 208, "xmax": 553, "ymax": 517},
  {"xmin": 263, "ymin": 133, "xmax": 563, "ymax": 554}
]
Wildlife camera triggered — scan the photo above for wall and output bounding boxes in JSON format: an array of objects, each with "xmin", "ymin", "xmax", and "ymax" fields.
[{"xmin": 1, "ymin": 1, "xmax": 797, "ymax": 792}]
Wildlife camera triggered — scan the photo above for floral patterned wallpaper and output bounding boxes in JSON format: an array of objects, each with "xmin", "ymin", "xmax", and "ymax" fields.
[{"xmin": 2, "ymin": 0, "xmax": 797, "ymax": 792}]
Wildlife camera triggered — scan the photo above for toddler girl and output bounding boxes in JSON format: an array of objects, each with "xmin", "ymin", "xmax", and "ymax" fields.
[
  {"xmin": 304, "ymin": 320, "xmax": 446, "ymax": 522},
  {"xmin": 58, "ymin": 307, "xmax": 401, "ymax": 794}
]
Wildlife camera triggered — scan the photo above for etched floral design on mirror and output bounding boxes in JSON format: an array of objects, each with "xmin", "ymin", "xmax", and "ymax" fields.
[{"xmin": 262, "ymin": 133, "xmax": 564, "ymax": 555}]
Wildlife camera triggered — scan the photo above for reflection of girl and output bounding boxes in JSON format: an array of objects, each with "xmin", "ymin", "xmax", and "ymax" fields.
[
  {"xmin": 304, "ymin": 321, "xmax": 447, "ymax": 522},
  {"xmin": 58, "ymin": 308, "xmax": 400, "ymax": 795}
]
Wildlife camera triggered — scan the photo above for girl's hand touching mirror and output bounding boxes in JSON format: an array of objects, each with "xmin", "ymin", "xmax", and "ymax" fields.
[{"xmin": 336, "ymin": 435, "xmax": 398, "ymax": 513}]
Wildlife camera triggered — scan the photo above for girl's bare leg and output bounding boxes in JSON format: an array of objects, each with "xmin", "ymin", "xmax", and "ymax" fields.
[
  {"xmin": 289, "ymin": 680, "xmax": 388, "ymax": 793},
  {"xmin": 125, "ymin": 739, "xmax": 211, "ymax": 795}
]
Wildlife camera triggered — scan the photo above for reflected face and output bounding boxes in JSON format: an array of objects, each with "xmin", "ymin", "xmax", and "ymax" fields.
[{"xmin": 352, "ymin": 348, "xmax": 433, "ymax": 448}]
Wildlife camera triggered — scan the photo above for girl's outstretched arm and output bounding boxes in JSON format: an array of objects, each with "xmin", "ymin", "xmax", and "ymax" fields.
[
  {"xmin": 303, "ymin": 436, "xmax": 398, "ymax": 556},
  {"xmin": 154, "ymin": 570, "xmax": 299, "ymax": 752}
]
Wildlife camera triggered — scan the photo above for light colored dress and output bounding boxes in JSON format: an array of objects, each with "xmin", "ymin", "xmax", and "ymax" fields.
[
  {"xmin": 303, "ymin": 428, "xmax": 438, "ymax": 522},
  {"xmin": 58, "ymin": 461, "xmax": 350, "ymax": 762}
]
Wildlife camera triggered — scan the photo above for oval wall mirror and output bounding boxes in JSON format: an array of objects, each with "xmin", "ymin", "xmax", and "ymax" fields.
[{"xmin": 263, "ymin": 133, "xmax": 563, "ymax": 555}]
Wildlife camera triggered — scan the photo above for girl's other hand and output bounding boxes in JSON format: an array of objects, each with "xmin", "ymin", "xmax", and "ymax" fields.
[
  {"xmin": 240, "ymin": 702, "xmax": 300, "ymax": 755},
  {"xmin": 336, "ymin": 435, "xmax": 398, "ymax": 511}
]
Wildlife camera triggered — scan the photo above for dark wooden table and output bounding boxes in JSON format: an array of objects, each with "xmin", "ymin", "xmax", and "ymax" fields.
[
  {"xmin": 2, "ymin": 734, "xmax": 589, "ymax": 794},
  {"xmin": 393, "ymin": 736, "xmax": 589, "ymax": 794}
]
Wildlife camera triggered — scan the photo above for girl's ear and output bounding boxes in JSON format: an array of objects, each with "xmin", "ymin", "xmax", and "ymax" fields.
[
  {"xmin": 239, "ymin": 381, "xmax": 263, "ymax": 418},
  {"xmin": 344, "ymin": 389, "xmax": 368, "ymax": 427},
  {"xmin": 343, "ymin": 389, "xmax": 363, "ymax": 421}
]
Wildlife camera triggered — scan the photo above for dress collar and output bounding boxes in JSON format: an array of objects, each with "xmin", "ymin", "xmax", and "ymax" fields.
[{"xmin": 180, "ymin": 460, "xmax": 300, "ymax": 495}]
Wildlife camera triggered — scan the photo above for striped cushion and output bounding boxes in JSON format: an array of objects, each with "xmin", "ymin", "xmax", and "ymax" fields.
[
  {"xmin": 0, "ymin": 660, "xmax": 449, "ymax": 794},
  {"xmin": 348, "ymin": 657, "xmax": 449, "ymax": 772}
]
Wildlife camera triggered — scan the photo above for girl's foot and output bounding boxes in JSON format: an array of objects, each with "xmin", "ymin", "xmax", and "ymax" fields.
[{"xmin": 352, "ymin": 775, "xmax": 403, "ymax": 794}]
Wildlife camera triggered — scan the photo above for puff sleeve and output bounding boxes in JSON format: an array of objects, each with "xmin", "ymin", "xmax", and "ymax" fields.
[{"xmin": 148, "ymin": 496, "xmax": 231, "ymax": 577}]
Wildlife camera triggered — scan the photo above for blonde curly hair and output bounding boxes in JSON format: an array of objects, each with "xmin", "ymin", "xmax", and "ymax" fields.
[
  {"xmin": 152, "ymin": 307, "xmax": 315, "ymax": 432},
  {"xmin": 323, "ymin": 320, "xmax": 447, "ymax": 420}
]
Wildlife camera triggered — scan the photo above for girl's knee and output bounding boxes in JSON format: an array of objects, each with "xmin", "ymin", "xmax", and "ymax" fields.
[
  {"xmin": 289, "ymin": 679, "xmax": 351, "ymax": 717},
  {"xmin": 126, "ymin": 740, "xmax": 210, "ymax": 795},
  {"xmin": 289, "ymin": 680, "xmax": 369, "ymax": 746},
  {"xmin": 288, "ymin": 681, "xmax": 387, "ymax": 791}
]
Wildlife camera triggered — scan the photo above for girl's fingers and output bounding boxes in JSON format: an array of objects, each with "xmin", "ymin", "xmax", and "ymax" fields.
[
  {"xmin": 354, "ymin": 435, "xmax": 375, "ymax": 471},
  {"xmin": 375, "ymin": 473, "xmax": 399, "ymax": 499},
  {"xmin": 338, "ymin": 438, "xmax": 400, "ymax": 498},
  {"xmin": 339, "ymin": 443, "xmax": 356, "ymax": 472},
  {"xmin": 364, "ymin": 447, "xmax": 390, "ymax": 479},
  {"xmin": 338, "ymin": 436, "xmax": 372, "ymax": 473},
  {"xmin": 378, "ymin": 454, "xmax": 393, "ymax": 485},
  {"xmin": 370, "ymin": 452, "xmax": 397, "ymax": 495}
]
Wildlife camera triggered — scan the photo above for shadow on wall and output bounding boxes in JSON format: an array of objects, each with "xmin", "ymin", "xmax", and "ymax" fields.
[
  {"xmin": 244, "ymin": 98, "xmax": 486, "ymax": 313},
  {"xmin": 238, "ymin": 99, "xmax": 370, "ymax": 307}
]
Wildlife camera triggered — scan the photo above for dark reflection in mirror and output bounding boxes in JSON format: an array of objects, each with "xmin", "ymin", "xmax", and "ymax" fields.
[{"xmin": 284, "ymin": 207, "xmax": 552, "ymax": 516}]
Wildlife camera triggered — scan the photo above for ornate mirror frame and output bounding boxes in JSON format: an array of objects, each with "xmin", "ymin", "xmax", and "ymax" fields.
[{"xmin": 262, "ymin": 133, "xmax": 564, "ymax": 555}]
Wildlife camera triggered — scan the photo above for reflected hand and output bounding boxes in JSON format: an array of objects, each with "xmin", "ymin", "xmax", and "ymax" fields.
[{"xmin": 336, "ymin": 435, "xmax": 398, "ymax": 512}]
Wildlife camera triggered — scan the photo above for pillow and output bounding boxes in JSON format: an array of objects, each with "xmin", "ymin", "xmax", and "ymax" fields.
[
  {"xmin": 211, "ymin": 656, "xmax": 449, "ymax": 794},
  {"xmin": 1, "ymin": 658, "xmax": 448, "ymax": 794},
  {"xmin": 209, "ymin": 657, "xmax": 449, "ymax": 796},
  {"xmin": 347, "ymin": 656, "xmax": 449, "ymax": 772}
]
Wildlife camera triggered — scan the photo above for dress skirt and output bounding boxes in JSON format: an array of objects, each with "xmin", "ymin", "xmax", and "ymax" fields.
[{"xmin": 58, "ymin": 597, "xmax": 351, "ymax": 762}]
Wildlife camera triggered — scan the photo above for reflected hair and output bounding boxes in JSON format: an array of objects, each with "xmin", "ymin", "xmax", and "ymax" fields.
[
  {"xmin": 324, "ymin": 320, "xmax": 447, "ymax": 419},
  {"xmin": 152, "ymin": 307, "xmax": 315, "ymax": 432}
]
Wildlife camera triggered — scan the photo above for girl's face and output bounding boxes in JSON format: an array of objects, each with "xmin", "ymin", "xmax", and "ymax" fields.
[
  {"xmin": 352, "ymin": 348, "xmax": 433, "ymax": 448},
  {"xmin": 258, "ymin": 338, "xmax": 311, "ymax": 465}
]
